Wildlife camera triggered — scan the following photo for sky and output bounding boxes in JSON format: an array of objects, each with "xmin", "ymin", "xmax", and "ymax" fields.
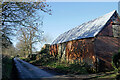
[
  {"xmin": 42, "ymin": 2, "xmax": 118, "ymax": 43},
  {"xmin": 13, "ymin": 2, "xmax": 118, "ymax": 51}
]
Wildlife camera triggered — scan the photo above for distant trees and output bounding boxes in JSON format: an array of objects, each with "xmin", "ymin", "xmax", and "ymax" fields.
[{"xmin": 2, "ymin": 34, "xmax": 16, "ymax": 57}]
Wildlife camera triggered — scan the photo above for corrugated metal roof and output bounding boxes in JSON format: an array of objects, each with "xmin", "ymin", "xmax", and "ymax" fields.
[{"xmin": 52, "ymin": 10, "xmax": 116, "ymax": 45}]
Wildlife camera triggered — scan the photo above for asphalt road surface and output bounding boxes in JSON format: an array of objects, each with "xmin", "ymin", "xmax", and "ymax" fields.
[
  {"xmin": 14, "ymin": 57, "xmax": 54, "ymax": 79},
  {"xmin": 13, "ymin": 57, "xmax": 116, "ymax": 80}
]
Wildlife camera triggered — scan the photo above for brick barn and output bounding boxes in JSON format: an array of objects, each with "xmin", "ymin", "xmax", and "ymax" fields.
[{"xmin": 49, "ymin": 10, "xmax": 120, "ymax": 71}]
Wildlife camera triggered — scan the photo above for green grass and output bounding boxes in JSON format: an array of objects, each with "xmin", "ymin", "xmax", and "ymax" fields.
[
  {"xmin": 98, "ymin": 72, "xmax": 119, "ymax": 78},
  {"xmin": 21, "ymin": 53, "xmax": 89, "ymax": 75},
  {"xmin": 19, "ymin": 57, "xmax": 26, "ymax": 60},
  {"xmin": 23, "ymin": 54, "xmax": 88, "ymax": 74},
  {"xmin": 22, "ymin": 55, "xmax": 119, "ymax": 78},
  {"xmin": 2, "ymin": 56, "xmax": 13, "ymax": 80},
  {"xmin": 87, "ymin": 71, "xmax": 119, "ymax": 79},
  {"xmin": 41, "ymin": 61, "xmax": 88, "ymax": 74}
]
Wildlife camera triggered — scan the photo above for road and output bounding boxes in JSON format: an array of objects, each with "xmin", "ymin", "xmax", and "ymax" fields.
[
  {"xmin": 14, "ymin": 57, "xmax": 54, "ymax": 79},
  {"xmin": 14, "ymin": 57, "xmax": 115, "ymax": 80}
]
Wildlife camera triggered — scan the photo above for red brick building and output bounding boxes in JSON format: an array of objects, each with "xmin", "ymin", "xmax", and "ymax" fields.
[{"xmin": 50, "ymin": 10, "xmax": 120, "ymax": 71}]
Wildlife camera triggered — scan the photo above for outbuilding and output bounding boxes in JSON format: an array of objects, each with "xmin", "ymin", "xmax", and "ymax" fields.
[{"xmin": 50, "ymin": 10, "xmax": 120, "ymax": 71}]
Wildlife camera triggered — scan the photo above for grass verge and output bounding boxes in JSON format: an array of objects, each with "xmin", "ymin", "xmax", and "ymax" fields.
[{"xmin": 2, "ymin": 56, "xmax": 13, "ymax": 80}]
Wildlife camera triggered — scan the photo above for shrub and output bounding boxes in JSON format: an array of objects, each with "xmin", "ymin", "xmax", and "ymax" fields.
[
  {"xmin": 112, "ymin": 50, "xmax": 120, "ymax": 72},
  {"xmin": 32, "ymin": 53, "xmax": 56, "ymax": 66},
  {"xmin": 83, "ymin": 63, "xmax": 96, "ymax": 73}
]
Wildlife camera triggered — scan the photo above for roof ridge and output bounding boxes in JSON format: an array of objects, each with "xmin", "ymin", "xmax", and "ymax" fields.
[{"xmin": 52, "ymin": 10, "xmax": 116, "ymax": 45}]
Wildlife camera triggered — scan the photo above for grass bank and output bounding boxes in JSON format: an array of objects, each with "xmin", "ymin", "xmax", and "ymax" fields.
[
  {"xmin": 45, "ymin": 62, "xmax": 88, "ymax": 74},
  {"xmin": 2, "ymin": 56, "xmax": 19, "ymax": 80},
  {"xmin": 2, "ymin": 56, "xmax": 13, "ymax": 80},
  {"xmin": 22, "ymin": 54, "xmax": 89, "ymax": 75}
]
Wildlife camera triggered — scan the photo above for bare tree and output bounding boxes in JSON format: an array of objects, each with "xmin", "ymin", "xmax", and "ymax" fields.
[
  {"xmin": 2, "ymin": 2, "xmax": 51, "ymax": 36},
  {"xmin": 16, "ymin": 40, "xmax": 27, "ymax": 57},
  {"xmin": 1, "ymin": 2, "xmax": 51, "ymax": 56},
  {"xmin": 17, "ymin": 22, "xmax": 44, "ymax": 57}
]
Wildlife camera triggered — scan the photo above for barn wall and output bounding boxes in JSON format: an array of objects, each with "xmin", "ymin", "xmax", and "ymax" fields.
[
  {"xmin": 49, "ymin": 44, "xmax": 58, "ymax": 57},
  {"xmin": 95, "ymin": 16, "xmax": 120, "ymax": 70},
  {"xmin": 94, "ymin": 36, "xmax": 120, "ymax": 70},
  {"xmin": 65, "ymin": 38, "xmax": 96, "ymax": 65},
  {"xmin": 98, "ymin": 14, "xmax": 120, "ymax": 37},
  {"xmin": 98, "ymin": 22, "xmax": 113, "ymax": 36},
  {"xmin": 50, "ymin": 38, "xmax": 96, "ymax": 66}
]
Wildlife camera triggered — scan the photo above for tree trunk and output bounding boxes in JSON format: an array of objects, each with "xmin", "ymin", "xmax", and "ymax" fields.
[{"xmin": 29, "ymin": 31, "xmax": 32, "ymax": 58}]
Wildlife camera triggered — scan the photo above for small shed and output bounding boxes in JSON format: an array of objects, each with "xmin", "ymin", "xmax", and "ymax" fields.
[{"xmin": 50, "ymin": 10, "xmax": 120, "ymax": 71}]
